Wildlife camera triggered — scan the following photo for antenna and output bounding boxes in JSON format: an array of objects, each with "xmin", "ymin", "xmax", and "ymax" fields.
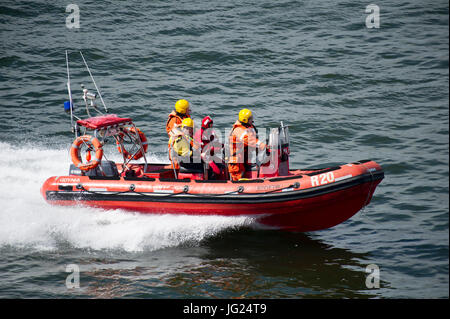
[
  {"xmin": 79, "ymin": 51, "xmax": 109, "ymax": 113},
  {"xmin": 65, "ymin": 50, "xmax": 75, "ymax": 129}
]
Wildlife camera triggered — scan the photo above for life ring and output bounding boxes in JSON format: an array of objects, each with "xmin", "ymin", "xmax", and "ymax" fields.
[
  {"xmin": 116, "ymin": 127, "xmax": 148, "ymax": 160},
  {"xmin": 70, "ymin": 135, "xmax": 103, "ymax": 171}
]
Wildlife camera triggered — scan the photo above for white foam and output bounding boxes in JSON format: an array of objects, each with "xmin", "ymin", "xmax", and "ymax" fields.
[{"xmin": 0, "ymin": 141, "xmax": 252, "ymax": 252}]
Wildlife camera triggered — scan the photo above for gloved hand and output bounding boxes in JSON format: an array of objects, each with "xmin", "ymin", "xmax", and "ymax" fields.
[
  {"xmin": 258, "ymin": 142, "xmax": 266, "ymax": 151},
  {"xmin": 208, "ymin": 161, "xmax": 221, "ymax": 175}
]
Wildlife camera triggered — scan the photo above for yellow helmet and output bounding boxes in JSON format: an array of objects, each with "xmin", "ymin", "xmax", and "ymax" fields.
[
  {"xmin": 175, "ymin": 99, "xmax": 190, "ymax": 114},
  {"xmin": 239, "ymin": 108, "xmax": 253, "ymax": 124},
  {"xmin": 181, "ymin": 117, "xmax": 194, "ymax": 129}
]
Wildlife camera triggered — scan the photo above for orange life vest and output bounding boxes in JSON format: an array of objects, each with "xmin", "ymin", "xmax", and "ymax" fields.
[
  {"xmin": 166, "ymin": 111, "xmax": 189, "ymax": 135},
  {"xmin": 228, "ymin": 120, "xmax": 265, "ymax": 164}
]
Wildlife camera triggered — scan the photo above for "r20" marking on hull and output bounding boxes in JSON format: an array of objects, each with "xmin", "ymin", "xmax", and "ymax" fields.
[{"xmin": 311, "ymin": 172, "xmax": 335, "ymax": 187}]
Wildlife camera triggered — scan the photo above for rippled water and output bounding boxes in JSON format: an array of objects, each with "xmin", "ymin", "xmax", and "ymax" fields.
[{"xmin": 0, "ymin": 0, "xmax": 448, "ymax": 298}]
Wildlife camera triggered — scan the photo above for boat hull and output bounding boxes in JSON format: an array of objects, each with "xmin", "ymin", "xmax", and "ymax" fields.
[{"xmin": 41, "ymin": 160, "xmax": 384, "ymax": 232}]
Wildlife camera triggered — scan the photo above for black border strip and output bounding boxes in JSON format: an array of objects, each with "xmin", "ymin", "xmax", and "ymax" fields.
[
  {"xmin": 159, "ymin": 178, "xmax": 191, "ymax": 183},
  {"xmin": 124, "ymin": 176, "xmax": 156, "ymax": 181},
  {"xmin": 231, "ymin": 179, "xmax": 265, "ymax": 183},
  {"xmin": 195, "ymin": 180, "xmax": 228, "ymax": 183},
  {"xmin": 58, "ymin": 185, "xmax": 73, "ymax": 191},
  {"xmin": 305, "ymin": 166, "xmax": 341, "ymax": 176},
  {"xmin": 146, "ymin": 168, "xmax": 173, "ymax": 173},
  {"xmin": 88, "ymin": 175, "xmax": 121, "ymax": 180},
  {"xmin": 269, "ymin": 175, "xmax": 303, "ymax": 182}
]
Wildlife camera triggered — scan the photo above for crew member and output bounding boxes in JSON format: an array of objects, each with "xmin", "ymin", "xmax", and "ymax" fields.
[
  {"xmin": 166, "ymin": 99, "xmax": 191, "ymax": 136},
  {"xmin": 194, "ymin": 116, "xmax": 223, "ymax": 178},
  {"xmin": 228, "ymin": 108, "xmax": 266, "ymax": 181},
  {"xmin": 168, "ymin": 117, "xmax": 197, "ymax": 169}
]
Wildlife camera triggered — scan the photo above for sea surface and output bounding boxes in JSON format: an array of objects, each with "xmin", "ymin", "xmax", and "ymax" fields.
[{"xmin": 0, "ymin": 0, "xmax": 448, "ymax": 299}]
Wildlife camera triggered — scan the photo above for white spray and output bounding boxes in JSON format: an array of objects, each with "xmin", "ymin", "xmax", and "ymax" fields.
[{"xmin": 0, "ymin": 141, "xmax": 253, "ymax": 252}]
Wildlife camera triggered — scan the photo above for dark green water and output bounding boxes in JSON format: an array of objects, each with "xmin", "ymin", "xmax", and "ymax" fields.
[{"xmin": 0, "ymin": 0, "xmax": 448, "ymax": 298}]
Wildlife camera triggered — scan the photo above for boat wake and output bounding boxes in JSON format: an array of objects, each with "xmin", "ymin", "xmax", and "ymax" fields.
[{"xmin": 0, "ymin": 141, "xmax": 253, "ymax": 252}]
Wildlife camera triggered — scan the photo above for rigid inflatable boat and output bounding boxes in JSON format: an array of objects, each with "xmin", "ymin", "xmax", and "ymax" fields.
[
  {"xmin": 42, "ymin": 159, "xmax": 383, "ymax": 232},
  {"xmin": 40, "ymin": 52, "xmax": 384, "ymax": 232}
]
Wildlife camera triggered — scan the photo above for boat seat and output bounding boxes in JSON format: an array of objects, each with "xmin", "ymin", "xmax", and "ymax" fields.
[
  {"xmin": 69, "ymin": 160, "xmax": 119, "ymax": 177},
  {"xmin": 179, "ymin": 163, "xmax": 204, "ymax": 174},
  {"xmin": 245, "ymin": 163, "xmax": 259, "ymax": 171}
]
